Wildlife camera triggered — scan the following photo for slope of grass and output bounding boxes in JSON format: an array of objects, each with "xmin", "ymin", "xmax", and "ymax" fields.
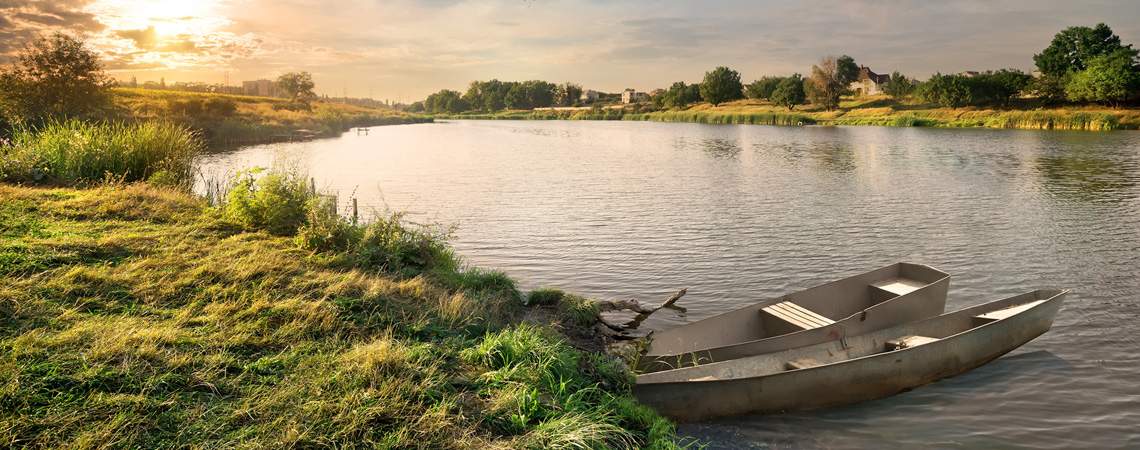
[
  {"xmin": 0, "ymin": 182, "xmax": 681, "ymax": 449},
  {"xmin": 108, "ymin": 88, "xmax": 432, "ymax": 146}
]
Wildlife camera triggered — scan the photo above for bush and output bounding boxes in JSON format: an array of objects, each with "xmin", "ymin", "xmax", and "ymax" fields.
[
  {"xmin": 203, "ymin": 97, "xmax": 237, "ymax": 116},
  {"xmin": 224, "ymin": 167, "xmax": 313, "ymax": 235}
]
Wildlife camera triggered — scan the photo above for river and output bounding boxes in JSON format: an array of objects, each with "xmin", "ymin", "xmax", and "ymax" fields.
[{"xmin": 196, "ymin": 120, "xmax": 1140, "ymax": 449}]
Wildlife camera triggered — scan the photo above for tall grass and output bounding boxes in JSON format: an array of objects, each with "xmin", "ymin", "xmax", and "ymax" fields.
[{"xmin": 0, "ymin": 119, "xmax": 201, "ymax": 187}]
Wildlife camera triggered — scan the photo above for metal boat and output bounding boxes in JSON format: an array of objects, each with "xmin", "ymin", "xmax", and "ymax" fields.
[
  {"xmin": 639, "ymin": 263, "xmax": 950, "ymax": 373},
  {"xmin": 633, "ymin": 289, "xmax": 1067, "ymax": 422}
]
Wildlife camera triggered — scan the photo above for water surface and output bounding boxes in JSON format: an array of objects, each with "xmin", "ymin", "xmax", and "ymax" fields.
[{"xmin": 197, "ymin": 120, "xmax": 1140, "ymax": 449}]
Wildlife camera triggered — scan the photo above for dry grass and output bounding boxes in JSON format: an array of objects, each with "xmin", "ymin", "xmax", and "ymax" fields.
[{"xmin": 0, "ymin": 183, "xmax": 681, "ymax": 449}]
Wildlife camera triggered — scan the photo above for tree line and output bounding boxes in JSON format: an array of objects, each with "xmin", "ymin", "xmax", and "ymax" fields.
[{"xmin": 415, "ymin": 23, "xmax": 1138, "ymax": 114}]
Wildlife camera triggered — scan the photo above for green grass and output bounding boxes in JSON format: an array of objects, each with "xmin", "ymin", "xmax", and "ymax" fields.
[
  {"xmin": 0, "ymin": 120, "xmax": 202, "ymax": 187},
  {"xmin": 0, "ymin": 182, "xmax": 684, "ymax": 449}
]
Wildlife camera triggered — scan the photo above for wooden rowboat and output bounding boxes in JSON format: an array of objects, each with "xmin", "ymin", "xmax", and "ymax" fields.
[
  {"xmin": 638, "ymin": 263, "xmax": 950, "ymax": 373},
  {"xmin": 633, "ymin": 289, "xmax": 1067, "ymax": 422}
]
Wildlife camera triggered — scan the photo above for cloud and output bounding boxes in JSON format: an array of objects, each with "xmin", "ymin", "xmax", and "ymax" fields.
[{"xmin": 0, "ymin": 0, "xmax": 103, "ymax": 55}]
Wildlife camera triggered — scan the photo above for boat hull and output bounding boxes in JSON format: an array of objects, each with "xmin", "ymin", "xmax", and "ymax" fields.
[
  {"xmin": 640, "ymin": 262, "xmax": 950, "ymax": 372},
  {"xmin": 633, "ymin": 290, "xmax": 1066, "ymax": 422}
]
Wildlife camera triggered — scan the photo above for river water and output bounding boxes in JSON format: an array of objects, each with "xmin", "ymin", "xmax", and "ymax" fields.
[{"xmin": 196, "ymin": 120, "xmax": 1140, "ymax": 449}]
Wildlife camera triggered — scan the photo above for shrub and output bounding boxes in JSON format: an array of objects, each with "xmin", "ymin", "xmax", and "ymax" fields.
[{"xmin": 224, "ymin": 167, "xmax": 313, "ymax": 235}]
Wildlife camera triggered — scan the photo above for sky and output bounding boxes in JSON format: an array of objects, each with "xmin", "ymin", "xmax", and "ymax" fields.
[{"xmin": 2, "ymin": 0, "xmax": 1139, "ymax": 103}]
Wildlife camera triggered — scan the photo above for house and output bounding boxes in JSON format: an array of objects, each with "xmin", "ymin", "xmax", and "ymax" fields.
[
  {"xmin": 621, "ymin": 89, "xmax": 649, "ymax": 103},
  {"xmin": 649, "ymin": 88, "xmax": 666, "ymax": 96},
  {"xmin": 849, "ymin": 66, "xmax": 890, "ymax": 96},
  {"xmin": 242, "ymin": 79, "xmax": 276, "ymax": 97},
  {"xmin": 580, "ymin": 89, "xmax": 599, "ymax": 103},
  {"xmin": 961, "ymin": 71, "xmax": 980, "ymax": 77}
]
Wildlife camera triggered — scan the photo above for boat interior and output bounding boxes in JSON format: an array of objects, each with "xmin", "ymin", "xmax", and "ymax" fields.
[{"xmin": 637, "ymin": 291, "xmax": 1059, "ymax": 385}]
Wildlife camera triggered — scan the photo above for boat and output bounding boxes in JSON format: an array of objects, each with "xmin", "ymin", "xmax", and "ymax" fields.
[
  {"xmin": 633, "ymin": 289, "xmax": 1067, "ymax": 422},
  {"xmin": 638, "ymin": 263, "xmax": 950, "ymax": 373}
]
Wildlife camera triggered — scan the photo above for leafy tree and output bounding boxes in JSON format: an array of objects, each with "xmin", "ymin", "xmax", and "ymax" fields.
[
  {"xmin": 1031, "ymin": 74, "xmax": 1069, "ymax": 105},
  {"xmin": 655, "ymin": 81, "xmax": 702, "ymax": 108},
  {"xmin": 275, "ymin": 71, "xmax": 316, "ymax": 101},
  {"xmin": 1034, "ymin": 23, "xmax": 1138, "ymax": 77},
  {"xmin": 0, "ymin": 32, "xmax": 109, "ymax": 126},
  {"xmin": 770, "ymin": 74, "xmax": 805, "ymax": 110},
  {"xmin": 836, "ymin": 55, "xmax": 861, "ymax": 87},
  {"xmin": 916, "ymin": 73, "xmax": 971, "ymax": 109},
  {"xmin": 699, "ymin": 66, "xmax": 744, "ymax": 107},
  {"xmin": 558, "ymin": 82, "xmax": 582, "ymax": 106},
  {"xmin": 1065, "ymin": 51, "xmax": 1140, "ymax": 108},
  {"xmin": 979, "ymin": 69, "xmax": 1034, "ymax": 106},
  {"xmin": 807, "ymin": 56, "xmax": 846, "ymax": 111},
  {"xmin": 424, "ymin": 89, "xmax": 469, "ymax": 114},
  {"xmin": 883, "ymin": 71, "xmax": 915, "ymax": 101},
  {"xmin": 747, "ymin": 76, "xmax": 782, "ymax": 100}
]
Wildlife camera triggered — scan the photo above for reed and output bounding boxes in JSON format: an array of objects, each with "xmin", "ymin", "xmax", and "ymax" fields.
[{"xmin": 0, "ymin": 119, "xmax": 202, "ymax": 187}]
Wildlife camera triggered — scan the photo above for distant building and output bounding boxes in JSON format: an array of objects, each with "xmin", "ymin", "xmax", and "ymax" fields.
[
  {"xmin": 243, "ymin": 79, "xmax": 276, "ymax": 97},
  {"xmin": 649, "ymin": 88, "xmax": 667, "ymax": 96},
  {"xmin": 849, "ymin": 66, "xmax": 891, "ymax": 96},
  {"xmin": 622, "ymin": 89, "xmax": 648, "ymax": 103},
  {"xmin": 960, "ymin": 71, "xmax": 981, "ymax": 77},
  {"xmin": 580, "ymin": 89, "xmax": 600, "ymax": 103}
]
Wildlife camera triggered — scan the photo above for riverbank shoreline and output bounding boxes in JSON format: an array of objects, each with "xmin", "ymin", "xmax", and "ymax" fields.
[{"xmin": 434, "ymin": 96, "xmax": 1140, "ymax": 130}]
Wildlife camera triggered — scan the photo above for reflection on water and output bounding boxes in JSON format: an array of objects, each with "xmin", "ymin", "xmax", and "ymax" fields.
[{"xmin": 196, "ymin": 121, "xmax": 1140, "ymax": 449}]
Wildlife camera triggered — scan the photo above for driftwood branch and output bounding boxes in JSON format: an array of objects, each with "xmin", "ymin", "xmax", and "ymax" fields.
[{"xmin": 595, "ymin": 288, "xmax": 687, "ymax": 333}]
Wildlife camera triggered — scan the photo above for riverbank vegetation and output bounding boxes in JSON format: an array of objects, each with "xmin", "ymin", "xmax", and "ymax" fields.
[
  {"xmin": 0, "ymin": 32, "xmax": 429, "ymax": 148},
  {"xmin": 420, "ymin": 23, "xmax": 1139, "ymax": 130},
  {"xmin": 1, "ymin": 135, "xmax": 682, "ymax": 448}
]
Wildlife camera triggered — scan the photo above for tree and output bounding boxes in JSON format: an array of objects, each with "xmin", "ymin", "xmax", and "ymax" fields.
[
  {"xmin": 1034, "ymin": 23, "xmax": 1138, "ymax": 77},
  {"xmin": 807, "ymin": 56, "xmax": 846, "ymax": 111},
  {"xmin": 1065, "ymin": 51, "xmax": 1140, "ymax": 108},
  {"xmin": 275, "ymin": 71, "xmax": 316, "ymax": 101},
  {"xmin": 979, "ymin": 69, "xmax": 1034, "ymax": 106},
  {"xmin": 916, "ymin": 73, "xmax": 971, "ymax": 109},
  {"xmin": 883, "ymin": 71, "xmax": 915, "ymax": 101},
  {"xmin": 424, "ymin": 89, "xmax": 469, "ymax": 114},
  {"xmin": 699, "ymin": 66, "xmax": 744, "ymax": 107},
  {"xmin": 1031, "ymin": 74, "xmax": 1069, "ymax": 105},
  {"xmin": 0, "ymin": 32, "xmax": 109, "ymax": 126},
  {"xmin": 746, "ymin": 76, "xmax": 781, "ymax": 100},
  {"xmin": 770, "ymin": 74, "xmax": 805, "ymax": 110},
  {"xmin": 836, "ymin": 55, "xmax": 861, "ymax": 87},
  {"xmin": 558, "ymin": 82, "xmax": 582, "ymax": 106}
]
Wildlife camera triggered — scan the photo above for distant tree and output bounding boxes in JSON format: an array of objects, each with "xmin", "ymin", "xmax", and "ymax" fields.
[
  {"xmin": 522, "ymin": 80, "xmax": 557, "ymax": 108},
  {"xmin": 129, "ymin": 76, "xmax": 137, "ymax": 88},
  {"xmin": 656, "ymin": 81, "xmax": 702, "ymax": 108},
  {"xmin": 1031, "ymin": 74, "xmax": 1069, "ymax": 105},
  {"xmin": 424, "ymin": 89, "xmax": 469, "ymax": 114},
  {"xmin": 916, "ymin": 73, "xmax": 971, "ymax": 109},
  {"xmin": 770, "ymin": 74, "xmax": 806, "ymax": 110},
  {"xmin": 836, "ymin": 55, "xmax": 861, "ymax": 87},
  {"xmin": 883, "ymin": 71, "xmax": 915, "ymax": 101},
  {"xmin": 275, "ymin": 71, "xmax": 316, "ymax": 101},
  {"xmin": 0, "ymin": 32, "xmax": 109, "ymax": 126},
  {"xmin": 807, "ymin": 56, "xmax": 846, "ymax": 111},
  {"xmin": 746, "ymin": 76, "xmax": 782, "ymax": 100},
  {"xmin": 1034, "ymin": 23, "xmax": 1138, "ymax": 77},
  {"xmin": 980, "ymin": 69, "xmax": 1034, "ymax": 106},
  {"xmin": 558, "ymin": 82, "xmax": 582, "ymax": 106},
  {"xmin": 699, "ymin": 66, "xmax": 744, "ymax": 107},
  {"xmin": 505, "ymin": 84, "xmax": 530, "ymax": 110},
  {"xmin": 1065, "ymin": 51, "xmax": 1140, "ymax": 108}
]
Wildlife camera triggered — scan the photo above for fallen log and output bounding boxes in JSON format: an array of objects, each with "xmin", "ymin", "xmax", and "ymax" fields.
[{"xmin": 595, "ymin": 288, "xmax": 687, "ymax": 331}]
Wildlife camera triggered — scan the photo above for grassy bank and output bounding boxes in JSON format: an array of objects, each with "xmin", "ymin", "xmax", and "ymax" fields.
[
  {"xmin": 434, "ymin": 96, "xmax": 1140, "ymax": 130},
  {"xmin": 1, "ymin": 121, "xmax": 682, "ymax": 448},
  {"xmin": 0, "ymin": 181, "xmax": 680, "ymax": 449},
  {"xmin": 109, "ymin": 88, "xmax": 432, "ymax": 146}
]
